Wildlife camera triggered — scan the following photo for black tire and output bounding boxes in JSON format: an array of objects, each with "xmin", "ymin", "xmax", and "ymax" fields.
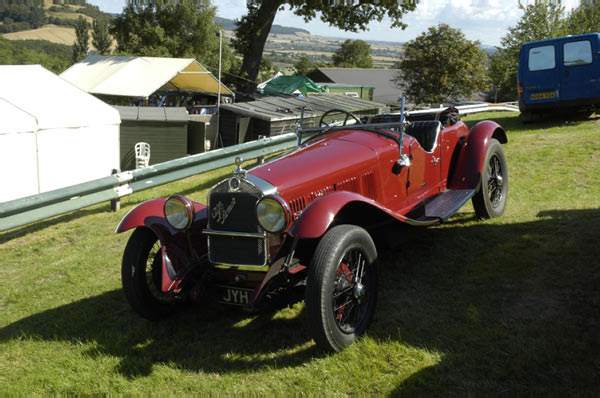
[
  {"xmin": 472, "ymin": 138, "xmax": 508, "ymax": 219},
  {"xmin": 305, "ymin": 225, "xmax": 378, "ymax": 352},
  {"xmin": 121, "ymin": 227, "xmax": 181, "ymax": 321}
]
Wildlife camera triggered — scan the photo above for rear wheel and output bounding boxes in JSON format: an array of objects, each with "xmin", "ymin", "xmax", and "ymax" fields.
[
  {"xmin": 121, "ymin": 227, "xmax": 181, "ymax": 320},
  {"xmin": 305, "ymin": 225, "xmax": 378, "ymax": 352},
  {"xmin": 472, "ymin": 138, "xmax": 508, "ymax": 219}
]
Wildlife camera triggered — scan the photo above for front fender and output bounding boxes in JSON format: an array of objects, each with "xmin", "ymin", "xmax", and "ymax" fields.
[
  {"xmin": 116, "ymin": 198, "xmax": 207, "ymax": 239},
  {"xmin": 448, "ymin": 120, "xmax": 507, "ymax": 190},
  {"xmin": 288, "ymin": 191, "xmax": 408, "ymax": 239},
  {"xmin": 116, "ymin": 198, "xmax": 208, "ymax": 293}
]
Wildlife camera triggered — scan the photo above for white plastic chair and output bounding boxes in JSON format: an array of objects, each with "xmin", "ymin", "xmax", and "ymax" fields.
[{"xmin": 135, "ymin": 142, "xmax": 150, "ymax": 168}]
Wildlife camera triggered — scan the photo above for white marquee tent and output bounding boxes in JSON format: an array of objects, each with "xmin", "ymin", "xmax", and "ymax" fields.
[{"xmin": 0, "ymin": 65, "xmax": 121, "ymax": 203}]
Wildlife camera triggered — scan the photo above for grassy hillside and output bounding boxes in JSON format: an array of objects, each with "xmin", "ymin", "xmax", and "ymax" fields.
[
  {"xmin": 0, "ymin": 35, "xmax": 70, "ymax": 73},
  {"xmin": 3, "ymin": 24, "xmax": 75, "ymax": 45},
  {"xmin": 0, "ymin": 112, "xmax": 599, "ymax": 395}
]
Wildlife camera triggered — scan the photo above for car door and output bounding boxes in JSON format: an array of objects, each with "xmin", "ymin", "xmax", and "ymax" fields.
[
  {"xmin": 406, "ymin": 132, "xmax": 442, "ymax": 201},
  {"xmin": 560, "ymin": 37, "xmax": 598, "ymax": 101}
]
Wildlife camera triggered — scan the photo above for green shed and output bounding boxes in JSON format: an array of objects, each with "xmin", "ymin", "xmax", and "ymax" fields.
[
  {"xmin": 218, "ymin": 94, "xmax": 387, "ymax": 146},
  {"xmin": 115, "ymin": 106, "xmax": 189, "ymax": 170}
]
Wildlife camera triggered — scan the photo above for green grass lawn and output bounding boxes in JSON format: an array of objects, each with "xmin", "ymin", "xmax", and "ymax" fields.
[{"xmin": 1, "ymin": 112, "xmax": 599, "ymax": 395}]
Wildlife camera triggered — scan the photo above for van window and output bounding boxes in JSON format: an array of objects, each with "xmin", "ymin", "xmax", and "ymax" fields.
[
  {"xmin": 564, "ymin": 40, "xmax": 592, "ymax": 66},
  {"xmin": 529, "ymin": 45, "xmax": 555, "ymax": 71}
]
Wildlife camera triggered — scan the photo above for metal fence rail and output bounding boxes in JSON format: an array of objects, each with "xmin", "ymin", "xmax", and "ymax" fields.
[
  {"xmin": 0, "ymin": 103, "xmax": 520, "ymax": 233},
  {"xmin": 0, "ymin": 133, "xmax": 299, "ymax": 233}
]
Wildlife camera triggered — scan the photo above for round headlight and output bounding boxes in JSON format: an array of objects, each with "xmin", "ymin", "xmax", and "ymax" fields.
[
  {"xmin": 256, "ymin": 196, "xmax": 289, "ymax": 233},
  {"xmin": 164, "ymin": 194, "xmax": 195, "ymax": 231}
]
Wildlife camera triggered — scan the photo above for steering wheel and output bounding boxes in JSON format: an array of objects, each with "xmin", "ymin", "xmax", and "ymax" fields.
[{"xmin": 318, "ymin": 109, "xmax": 362, "ymax": 128}]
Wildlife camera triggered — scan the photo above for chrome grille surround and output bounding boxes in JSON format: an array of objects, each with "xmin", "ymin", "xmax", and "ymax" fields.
[{"xmin": 203, "ymin": 174, "xmax": 277, "ymax": 267}]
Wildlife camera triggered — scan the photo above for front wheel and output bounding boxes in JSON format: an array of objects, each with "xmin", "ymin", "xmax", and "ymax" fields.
[
  {"xmin": 472, "ymin": 138, "xmax": 508, "ymax": 219},
  {"xmin": 121, "ymin": 227, "xmax": 181, "ymax": 321},
  {"xmin": 305, "ymin": 225, "xmax": 378, "ymax": 352}
]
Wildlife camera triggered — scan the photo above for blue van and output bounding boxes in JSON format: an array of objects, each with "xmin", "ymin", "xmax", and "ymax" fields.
[{"xmin": 518, "ymin": 33, "xmax": 600, "ymax": 120}]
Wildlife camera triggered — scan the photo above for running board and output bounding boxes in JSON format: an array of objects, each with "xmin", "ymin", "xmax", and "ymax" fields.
[{"xmin": 423, "ymin": 189, "xmax": 476, "ymax": 220}]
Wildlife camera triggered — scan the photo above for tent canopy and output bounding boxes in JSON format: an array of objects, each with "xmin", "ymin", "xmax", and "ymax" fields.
[
  {"xmin": 260, "ymin": 75, "xmax": 326, "ymax": 96},
  {"xmin": 60, "ymin": 55, "xmax": 234, "ymax": 98},
  {"xmin": 0, "ymin": 64, "xmax": 120, "ymax": 133}
]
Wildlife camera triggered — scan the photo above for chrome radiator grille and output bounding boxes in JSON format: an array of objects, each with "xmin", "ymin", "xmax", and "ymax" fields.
[{"xmin": 206, "ymin": 178, "xmax": 266, "ymax": 266}]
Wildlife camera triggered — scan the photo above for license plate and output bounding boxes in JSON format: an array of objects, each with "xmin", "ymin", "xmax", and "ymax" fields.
[
  {"xmin": 218, "ymin": 285, "xmax": 253, "ymax": 306},
  {"xmin": 530, "ymin": 92, "xmax": 556, "ymax": 100}
]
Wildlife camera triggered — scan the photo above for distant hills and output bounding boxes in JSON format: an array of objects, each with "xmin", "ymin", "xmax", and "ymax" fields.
[{"xmin": 215, "ymin": 16, "xmax": 310, "ymax": 35}]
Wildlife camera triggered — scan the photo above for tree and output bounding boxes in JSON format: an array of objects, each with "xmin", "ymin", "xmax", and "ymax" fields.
[
  {"xmin": 493, "ymin": 0, "xmax": 567, "ymax": 99},
  {"xmin": 488, "ymin": 49, "xmax": 515, "ymax": 102},
  {"xmin": 72, "ymin": 16, "xmax": 88, "ymax": 62},
  {"xmin": 29, "ymin": 6, "xmax": 46, "ymax": 29},
  {"xmin": 110, "ymin": 2, "xmax": 236, "ymax": 77},
  {"xmin": 92, "ymin": 18, "xmax": 111, "ymax": 55},
  {"xmin": 565, "ymin": 0, "xmax": 600, "ymax": 35},
  {"xmin": 332, "ymin": 39, "xmax": 373, "ymax": 68},
  {"xmin": 397, "ymin": 24, "xmax": 489, "ymax": 105},
  {"xmin": 294, "ymin": 55, "xmax": 313, "ymax": 75},
  {"xmin": 232, "ymin": 0, "xmax": 416, "ymax": 93}
]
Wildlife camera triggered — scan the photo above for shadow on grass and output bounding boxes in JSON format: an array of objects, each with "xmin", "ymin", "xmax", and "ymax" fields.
[
  {"xmin": 0, "ymin": 205, "xmax": 113, "ymax": 245},
  {"xmin": 0, "ymin": 289, "xmax": 319, "ymax": 377},
  {"xmin": 1, "ymin": 208, "xmax": 598, "ymax": 392},
  {"xmin": 375, "ymin": 208, "xmax": 600, "ymax": 395}
]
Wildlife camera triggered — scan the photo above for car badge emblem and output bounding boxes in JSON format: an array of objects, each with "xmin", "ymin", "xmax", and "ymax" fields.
[{"xmin": 212, "ymin": 198, "xmax": 236, "ymax": 224}]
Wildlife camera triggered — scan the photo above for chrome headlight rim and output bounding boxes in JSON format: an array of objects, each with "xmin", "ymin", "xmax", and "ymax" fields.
[
  {"xmin": 164, "ymin": 194, "xmax": 195, "ymax": 231},
  {"xmin": 255, "ymin": 195, "xmax": 290, "ymax": 234}
]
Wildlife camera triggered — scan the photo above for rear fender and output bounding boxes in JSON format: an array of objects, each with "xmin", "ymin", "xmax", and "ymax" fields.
[
  {"xmin": 448, "ymin": 120, "xmax": 507, "ymax": 190},
  {"xmin": 289, "ymin": 191, "xmax": 407, "ymax": 239}
]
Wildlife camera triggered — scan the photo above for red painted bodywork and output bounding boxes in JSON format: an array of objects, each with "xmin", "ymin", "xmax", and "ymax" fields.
[
  {"xmin": 117, "ymin": 117, "xmax": 506, "ymax": 306},
  {"xmin": 251, "ymin": 120, "xmax": 501, "ymax": 239}
]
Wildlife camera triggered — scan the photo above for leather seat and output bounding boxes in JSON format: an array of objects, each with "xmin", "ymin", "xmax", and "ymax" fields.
[{"xmin": 405, "ymin": 121, "xmax": 441, "ymax": 152}]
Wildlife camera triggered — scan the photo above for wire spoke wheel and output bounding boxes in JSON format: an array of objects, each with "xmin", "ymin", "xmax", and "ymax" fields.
[
  {"xmin": 487, "ymin": 154, "xmax": 505, "ymax": 208},
  {"xmin": 332, "ymin": 248, "xmax": 372, "ymax": 334},
  {"xmin": 121, "ymin": 227, "xmax": 182, "ymax": 320},
  {"xmin": 472, "ymin": 138, "xmax": 508, "ymax": 219},
  {"xmin": 306, "ymin": 225, "xmax": 378, "ymax": 352}
]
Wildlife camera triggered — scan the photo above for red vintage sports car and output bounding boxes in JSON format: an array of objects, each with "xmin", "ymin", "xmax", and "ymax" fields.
[{"xmin": 116, "ymin": 108, "xmax": 508, "ymax": 352}]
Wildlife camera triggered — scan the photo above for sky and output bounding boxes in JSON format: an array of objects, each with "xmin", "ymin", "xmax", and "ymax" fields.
[{"xmin": 88, "ymin": 0, "xmax": 581, "ymax": 47}]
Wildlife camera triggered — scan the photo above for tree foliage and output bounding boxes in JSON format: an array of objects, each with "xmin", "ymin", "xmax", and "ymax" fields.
[
  {"xmin": 491, "ymin": 0, "xmax": 567, "ymax": 100},
  {"xmin": 72, "ymin": 16, "xmax": 88, "ymax": 63},
  {"xmin": 0, "ymin": 36, "xmax": 70, "ymax": 74},
  {"xmin": 0, "ymin": 3, "xmax": 46, "ymax": 32},
  {"xmin": 110, "ymin": 2, "xmax": 237, "ymax": 78},
  {"xmin": 232, "ymin": 0, "xmax": 416, "ymax": 93},
  {"xmin": 398, "ymin": 24, "xmax": 489, "ymax": 105},
  {"xmin": 294, "ymin": 55, "xmax": 313, "ymax": 75},
  {"xmin": 565, "ymin": 0, "xmax": 600, "ymax": 35},
  {"xmin": 92, "ymin": 18, "xmax": 111, "ymax": 55},
  {"xmin": 332, "ymin": 39, "xmax": 373, "ymax": 68},
  {"xmin": 487, "ymin": 49, "xmax": 515, "ymax": 102}
]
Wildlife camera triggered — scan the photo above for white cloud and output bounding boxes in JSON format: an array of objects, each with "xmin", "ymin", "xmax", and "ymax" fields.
[{"xmin": 89, "ymin": 0, "xmax": 581, "ymax": 46}]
